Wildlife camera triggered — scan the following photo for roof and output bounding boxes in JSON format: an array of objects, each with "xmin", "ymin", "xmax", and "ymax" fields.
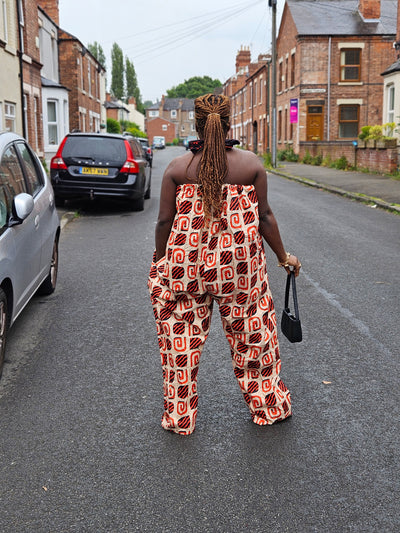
[
  {"xmin": 381, "ymin": 58, "xmax": 400, "ymax": 75},
  {"xmin": 163, "ymin": 98, "xmax": 194, "ymax": 111},
  {"xmin": 104, "ymin": 100, "xmax": 129, "ymax": 112},
  {"xmin": 41, "ymin": 77, "xmax": 69, "ymax": 91},
  {"xmin": 287, "ymin": 0, "xmax": 397, "ymax": 36}
]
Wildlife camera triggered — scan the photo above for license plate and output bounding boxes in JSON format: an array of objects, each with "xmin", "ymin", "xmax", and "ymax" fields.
[{"xmin": 80, "ymin": 167, "xmax": 109, "ymax": 176}]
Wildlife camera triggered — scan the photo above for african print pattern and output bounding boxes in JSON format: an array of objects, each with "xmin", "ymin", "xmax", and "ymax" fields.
[{"xmin": 148, "ymin": 184, "xmax": 291, "ymax": 435}]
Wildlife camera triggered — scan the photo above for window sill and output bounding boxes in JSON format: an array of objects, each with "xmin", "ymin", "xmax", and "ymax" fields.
[{"xmin": 338, "ymin": 82, "xmax": 363, "ymax": 86}]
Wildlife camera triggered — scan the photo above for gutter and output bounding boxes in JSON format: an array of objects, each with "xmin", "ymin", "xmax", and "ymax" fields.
[{"xmin": 16, "ymin": 0, "xmax": 26, "ymax": 139}]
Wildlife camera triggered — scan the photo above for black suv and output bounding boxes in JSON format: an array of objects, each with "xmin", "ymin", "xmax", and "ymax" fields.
[
  {"xmin": 134, "ymin": 137, "xmax": 153, "ymax": 167},
  {"xmin": 50, "ymin": 133, "xmax": 151, "ymax": 210}
]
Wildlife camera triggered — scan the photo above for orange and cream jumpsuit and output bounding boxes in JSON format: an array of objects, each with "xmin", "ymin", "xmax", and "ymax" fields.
[{"xmin": 148, "ymin": 183, "xmax": 291, "ymax": 435}]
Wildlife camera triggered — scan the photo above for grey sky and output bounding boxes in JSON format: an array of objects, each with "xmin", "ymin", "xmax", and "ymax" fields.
[{"xmin": 58, "ymin": 0, "xmax": 284, "ymax": 103}]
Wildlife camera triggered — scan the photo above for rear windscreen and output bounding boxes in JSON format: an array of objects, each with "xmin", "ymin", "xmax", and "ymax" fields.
[{"xmin": 62, "ymin": 137, "xmax": 126, "ymax": 165}]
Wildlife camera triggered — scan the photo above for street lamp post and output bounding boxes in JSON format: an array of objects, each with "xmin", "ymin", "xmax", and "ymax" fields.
[{"xmin": 269, "ymin": 0, "xmax": 277, "ymax": 167}]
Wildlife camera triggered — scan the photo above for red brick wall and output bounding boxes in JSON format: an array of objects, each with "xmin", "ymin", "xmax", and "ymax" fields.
[
  {"xmin": 58, "ymin": 31, "xmax": 102, "ymax": 132},
  {"xmin": 300, "ymin": 141, "xmax": 398, "ymax": 173},
  {"xmin": 22, "ymin": 0, "xmax": 43, "ymax": 154},
  {"xmin": 37, "ymin": 0, "xmax": 59, "ymax": 25},
  {"xmin": 146, "ymin": 117, "xmax": 175, "ymax": 144}
]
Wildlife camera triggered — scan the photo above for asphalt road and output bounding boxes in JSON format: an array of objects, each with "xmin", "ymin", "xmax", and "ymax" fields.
[{"xmin": 0, "ymin": 147, "xmax": 399, "ymax": 532}]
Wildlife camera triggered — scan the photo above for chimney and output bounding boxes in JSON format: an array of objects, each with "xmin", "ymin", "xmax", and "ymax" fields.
[
  {"xmin": 235, "ymin": 46, "xmax": 251, "ymax": 73},
  {"xmin": 37, "ymin": 0, "xmax": 60, "ymax": 26},
  {"xmin": 358, "ymin": 0, "xmax": 381, "ymax": 21}
]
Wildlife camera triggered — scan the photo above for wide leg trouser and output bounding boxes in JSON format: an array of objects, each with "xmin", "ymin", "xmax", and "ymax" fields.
[{"xmin": 149, "ymin": 257, "xmax": 292, "ymax": 435}]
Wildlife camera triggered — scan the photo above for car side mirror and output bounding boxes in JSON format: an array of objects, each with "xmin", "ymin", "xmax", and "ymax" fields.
[{"xmin": 8, "ymin": 193, "xmax": 34, "ymax": 227}]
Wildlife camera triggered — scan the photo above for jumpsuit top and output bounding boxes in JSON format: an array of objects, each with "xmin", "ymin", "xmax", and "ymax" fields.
[{"xmin": 156, "ymin": 183, "xmax": 268, "ymax": 302}]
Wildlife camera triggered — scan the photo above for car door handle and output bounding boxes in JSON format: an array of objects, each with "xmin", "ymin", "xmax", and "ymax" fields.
[{"xmin": 34, "ymin": 215, "xmax": 39, "ymax": 228}]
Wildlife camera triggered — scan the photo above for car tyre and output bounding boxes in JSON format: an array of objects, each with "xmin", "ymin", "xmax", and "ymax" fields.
[
  {"xmin": 0, "ymin": 288, "xmax": 9, "ymax": 378},
  {"xmin": 144, "ymin": 174, "xmax": 151, "ymax": 200},
  {"xmin": 37, "ymin": 238, "xmax": 59, "ymax": 295}
]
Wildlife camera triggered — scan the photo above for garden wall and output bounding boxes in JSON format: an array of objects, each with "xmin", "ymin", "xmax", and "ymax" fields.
[{"xmin": 299, "ymin": 141, "xmax": 398, "ymax": 173}]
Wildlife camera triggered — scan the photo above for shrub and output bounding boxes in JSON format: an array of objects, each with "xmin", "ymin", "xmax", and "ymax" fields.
[
  {"xmin": 321, "ymin": 155, "xmax": 332, "ymax": 167},
  {"xmin": 334, "ymin": 155, "xmax": 349, "ymax": 170},
  {"xmin": 358, "ymin": 126, "xmax": 371, "ymax": 140},
  {"xmin": 302, "ymin": 150, "xmax": 312, "ymax": 164},
  {"xmin": 311, "ymin": 153, "xmax": 323, "ymax": 166},
  {"xmin": 172, "ymin": 138, "xmax": 179, "ymax": 146},
  {"xmin": 277, "ymin": 147, "xmax": 299, "ymax": 161},
  {"xmin": 263, "ymin": 151, "xmax": 273, "ymax": 168},
  {"xmin": 107, "ymin": 118, "xmax": 120, "ymax": 134}
]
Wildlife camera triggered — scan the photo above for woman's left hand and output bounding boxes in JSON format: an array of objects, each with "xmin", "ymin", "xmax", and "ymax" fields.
[{"xmin": 284, "ymin": 254, "xmax": 301, "ymax": 277}]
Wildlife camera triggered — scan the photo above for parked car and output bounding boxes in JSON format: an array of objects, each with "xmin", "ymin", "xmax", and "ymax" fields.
[
  {"xmin": 0, "ymin": 131, "xmax": 60, "ymax": 376},
  {"xmin": 134, "ymin": 137, "xmax": 153, "ymax": 167},
  {"xmin": 50, "ymin": 133, "xmax": 151, "ymax": 211},
  {"xmin": 153, "ymin": 136, "xmax": 165, "ymax": 149}
]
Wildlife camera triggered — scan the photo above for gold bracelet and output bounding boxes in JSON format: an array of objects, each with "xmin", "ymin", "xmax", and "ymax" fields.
[{"xmin": 278, "ymin": 252, "xmax": 291, "ymax": 267}]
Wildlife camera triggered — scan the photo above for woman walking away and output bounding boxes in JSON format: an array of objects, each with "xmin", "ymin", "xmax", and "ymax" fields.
[{"xmin": 148, "ymin": 93, "xmax": 301, "ymax": 435}]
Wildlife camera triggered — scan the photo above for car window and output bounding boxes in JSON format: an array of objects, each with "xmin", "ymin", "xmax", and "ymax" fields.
[
  {"xmin": 62, "ymin": 136, "xmax": 127, "ymax": 166},
  {"xmin": 15, "ymin": 141, "xmax": 43, "ymax": 197},
  {"xmin": 0, "ymin": 144, "xmax": 27, "ymax": 233},
  {"xmin": 129, "ymin": 139, "xmax": 143, "ymax": 160}
]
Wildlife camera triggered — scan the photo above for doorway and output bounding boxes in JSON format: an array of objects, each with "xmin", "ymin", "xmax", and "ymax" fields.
[
  {"xmin": 253, "ymin": 120, "xmax": 258, "ymax": 153},
  {"xmin": 306, "ymin": 105, "xmax": 324, "ymax": 141}
]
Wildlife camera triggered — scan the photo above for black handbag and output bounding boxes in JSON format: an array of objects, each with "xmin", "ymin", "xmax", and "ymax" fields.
[{"xmin": 281, "ymin": 271, "xmax": 302, "ymax": 343}]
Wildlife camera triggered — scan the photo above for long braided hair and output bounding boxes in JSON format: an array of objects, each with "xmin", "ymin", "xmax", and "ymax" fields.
[{"xmin": 193, "ymin": 93, "xmax": 231, "ymax": 221}]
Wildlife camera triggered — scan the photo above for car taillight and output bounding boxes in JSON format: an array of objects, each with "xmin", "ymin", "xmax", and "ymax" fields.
[
  {"xmin": 121, "ymin": 140, "xmax": 139, "ymax": 173},
  {"xmin": 50, "ymin": 157, "xmax": 67, "ymax": 170},
  {"xmin": 121, "ymin": 160, "xmax": 139, "ymax": 173},
  {"xmin": 50, "ymin": 136, "xmax": 68, "ymax": 170}
]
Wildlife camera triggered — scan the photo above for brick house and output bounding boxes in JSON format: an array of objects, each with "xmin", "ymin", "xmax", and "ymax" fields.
[
  {"xmin": 146, "ymin": 116, "xmax": 176, "ymax": 145},
  {"xmin": 224, "ymin": 47, "xmax": 271, "ymax": 153},
  {"xmin": 381, "ymin": 0, "xmax": 400, "ymax": 140},
  {"xmin": 276, "ymin": 0, "xmax": 396, "ymax": 159},
  {"xmin": 145, "ymin": 96, "xmax": 195, "ymax": 143},
  {"xmin": 58, "ymin": 29, "xmax": 106, "ymax": 133},
  {"xmin": 38, "ymin": 5, "xmax": 69, "ymax": 164},
  {"xmin": 20, "ymin": 0, "xmax": 45, "ymax": 157},
  {"xmin": 104, "ymin": 93, "xmax": 129, "ymax": 124},
  {"xmin": 0, "ymin": 0, "xmax": 23, "ymax": 135}
]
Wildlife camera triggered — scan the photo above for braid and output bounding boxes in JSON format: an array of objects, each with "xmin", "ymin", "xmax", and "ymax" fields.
[{"xmin": 194, "ymin": 94, "xmax": 231, "ymax": 221}]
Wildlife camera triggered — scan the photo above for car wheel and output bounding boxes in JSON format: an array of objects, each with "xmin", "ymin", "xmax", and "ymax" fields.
[
  {"xmin": 0, "ymin": 288, "xmax": 8, "ymax": 378},
  {"xmin": 144, "ymin": 174, "xmax": 151, "ymax": 199},
  {"xmin": 37, "ymin": 238, "xmax": 59, "ymax": 295}
]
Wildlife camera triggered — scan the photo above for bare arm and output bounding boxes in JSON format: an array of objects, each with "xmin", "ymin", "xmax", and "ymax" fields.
[
  {"xmin": 155, "ymin": 161, "xmax": 178, "ymax": 261},
  {"xmin": 253, "ymin": 162, "xmax": 301, "ymax": 276}
]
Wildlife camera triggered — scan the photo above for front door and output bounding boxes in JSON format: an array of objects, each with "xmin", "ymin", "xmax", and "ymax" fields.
[{"xmin": 306, "ymin": 105, "xmax": 324, "ymax": 141}]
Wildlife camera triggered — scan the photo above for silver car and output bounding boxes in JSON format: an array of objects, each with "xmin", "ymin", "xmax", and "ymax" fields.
[{"xmin": 0, "ymin": 132, "xmax": 60, "ymax": 376}]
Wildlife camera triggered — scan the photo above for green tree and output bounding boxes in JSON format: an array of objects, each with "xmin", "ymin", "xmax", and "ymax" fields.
[
  {"xmin": 87, "ymin": 41, "xmax": 106, "ymax": 68},
  {"xmin": 111, "ymin": 43, "xmax": 124, "ymax": 100},
  {"xmin": 166, "ymin": 76, "xmax": 222, "ymax": 99},
  {"xmin": 125, "ymin": 57, "xmax": 144, "ymax": 113}
]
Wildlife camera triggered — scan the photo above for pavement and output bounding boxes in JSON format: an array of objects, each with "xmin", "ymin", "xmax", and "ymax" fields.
[{"xmin": 270, "ymin": 161, "xmax": 400, "ymax": 213}]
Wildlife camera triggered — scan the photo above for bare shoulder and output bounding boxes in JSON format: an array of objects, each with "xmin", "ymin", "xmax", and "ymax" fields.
[
  {"xmin": 226, "ymin": 148, "xmax": 265, "ymax": 184},
  {"xmin": 163, "ymin": 152, "xmax": 193, "ymax": 182}
]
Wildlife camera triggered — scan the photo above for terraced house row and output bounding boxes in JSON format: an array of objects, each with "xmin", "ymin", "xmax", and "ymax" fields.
[
  {"xmin": 0, "ymin": 0, "xmax": 107, "ymax": 166},
  {"xmin": 223, "ymin": 0, "xmax": 400, "ymax": 172}
]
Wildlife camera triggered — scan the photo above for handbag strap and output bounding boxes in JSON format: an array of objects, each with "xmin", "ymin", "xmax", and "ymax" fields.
[{"xmin": 284, "ymin": 271, "xmax": 300, "ymax": 319}]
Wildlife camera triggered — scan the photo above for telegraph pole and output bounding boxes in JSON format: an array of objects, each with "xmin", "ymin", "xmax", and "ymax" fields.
[{"xmin": 269, "ymin": 0, "xmax": 277, "ymax": 167}]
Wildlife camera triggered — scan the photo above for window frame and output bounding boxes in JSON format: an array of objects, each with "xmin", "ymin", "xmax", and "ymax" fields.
[
  {"xmin": 340, "ymin": 48, "xmax": 361, "ymax": 83},
  {"xmin": 47, "ymin": 100, "xmax": 58, "ymax": 145},
  {"xmin": 338, "ymin": 104, "xmax": 359, "ymax": 138}
]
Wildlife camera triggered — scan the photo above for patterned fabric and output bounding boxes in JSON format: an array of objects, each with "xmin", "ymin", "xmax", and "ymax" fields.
[{"xmin": 148, "ymin": 184, "xmax": 291, "ymax": 435}]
